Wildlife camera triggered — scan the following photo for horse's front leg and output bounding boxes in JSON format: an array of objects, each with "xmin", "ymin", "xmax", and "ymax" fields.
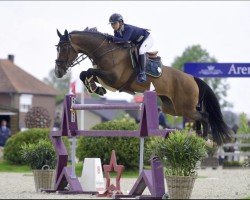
[
  {"xmin": 79, "ymin": 71, "xmax": 107, "ymax": 96},
  {"xmin": 86, "ymin": 68, "xmax": 117, "ymax": 85}
]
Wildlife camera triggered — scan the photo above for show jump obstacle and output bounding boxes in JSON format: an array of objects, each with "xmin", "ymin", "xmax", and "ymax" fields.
[{"xmin": 44, "ymin": 91, "xmax": 174, "ymax": 199}]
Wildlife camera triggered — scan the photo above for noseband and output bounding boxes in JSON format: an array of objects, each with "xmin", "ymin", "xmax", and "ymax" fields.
[{"xmin": 55, "ymin": 41, "xmax": 88, "ymax": 71}]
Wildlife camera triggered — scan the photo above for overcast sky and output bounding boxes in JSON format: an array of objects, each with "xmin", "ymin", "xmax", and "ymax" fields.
[{"xmin": 0, "ymin": 1, "xmax": 250, "ymax": 116}]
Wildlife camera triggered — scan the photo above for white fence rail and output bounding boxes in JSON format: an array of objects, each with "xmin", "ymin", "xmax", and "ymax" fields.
[{"xmin": 216, "ymin": 134, "xmax": 250, "ymax": 161}]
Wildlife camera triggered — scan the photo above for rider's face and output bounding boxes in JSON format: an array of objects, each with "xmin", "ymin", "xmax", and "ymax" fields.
[{"xmin": 111, "ymin": 22, "xmax": 120, "ymax": 31}]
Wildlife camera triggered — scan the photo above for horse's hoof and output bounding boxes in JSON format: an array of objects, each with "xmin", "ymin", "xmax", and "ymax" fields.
[{"xmin": 96, "ymin": 87, "xmax": 107, "ymax": 96}]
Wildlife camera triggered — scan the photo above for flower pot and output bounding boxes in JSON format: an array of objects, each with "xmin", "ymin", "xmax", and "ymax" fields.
[
  {"xmin": 32, "ymin": 165, "xmax": 55, "ymax": 192},
  {"xmin": 200, "ymin": 157, "xmax": 219, "ymax": 169},
  {"xmin": 165, "ymin": 175, "xmax": 197, "ymax": 199}
]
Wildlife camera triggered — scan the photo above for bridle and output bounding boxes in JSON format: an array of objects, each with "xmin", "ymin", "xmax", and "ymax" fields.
[
  {"xmin": 55, "ymin": 34, "xmax": 123, "ymax": 71},
  {"xmin": 55, "ymin": 41, "xmax": 89, "ymax": 72}
]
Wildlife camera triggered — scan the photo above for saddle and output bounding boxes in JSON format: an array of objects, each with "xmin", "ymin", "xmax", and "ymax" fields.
[
  {"xmin": 118, "ymin": 44, "xmax": 163, "ymax": 94},
  {"xmin": 130, "ymin": 46, "xmax": 162, "ymax": 78}
]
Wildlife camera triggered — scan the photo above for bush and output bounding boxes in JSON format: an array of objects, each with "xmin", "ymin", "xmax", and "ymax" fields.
[
  {"xmin": 206, "ymin": 144, "xmax": 218, "ymax": 157},
  {"xmin": 21, "ymin": 139, "xmax": 56, "ymax": 170},
  {"xmin": 147, "ymin": 130, "xmax": 207, "ymax": 176},
  {"xmin": 4, "ymin": 128, "xmax": 70, "ymax": 164},
  {"xmin": 237, "ymin": 113, "xmax": 250, "ymax": 152},
  {"xmin": 76, "ymin": 118, "xmax": 140, "ymax": 170}
]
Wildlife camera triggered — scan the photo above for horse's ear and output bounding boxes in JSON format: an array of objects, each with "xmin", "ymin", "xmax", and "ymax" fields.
[
  {"xmin": 64, "ymin": 29, "xmax": 69, "ymax": 37},
  {"xmin": 57, "ymin": 29, "xmax": 62, "ymax": 38}
]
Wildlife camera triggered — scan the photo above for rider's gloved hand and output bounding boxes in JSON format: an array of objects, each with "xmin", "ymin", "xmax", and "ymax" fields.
[{"xmin": 106, "ymin": 35, "xmax": 114, "ymax": 42}]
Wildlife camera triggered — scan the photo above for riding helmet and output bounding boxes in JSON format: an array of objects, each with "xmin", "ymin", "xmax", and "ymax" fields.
[{"xmin": 109, "ymin": 13, "xmax": 123, "ymax": 24}]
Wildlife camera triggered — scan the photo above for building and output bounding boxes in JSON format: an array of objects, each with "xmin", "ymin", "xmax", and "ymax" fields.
[
  {"xmin": 0, "ymin": 55, "xmax": 59, "ymax": 134},
  {"xmin": 55, "ymin": 93, "xmax": 141, "ymax": 130}
]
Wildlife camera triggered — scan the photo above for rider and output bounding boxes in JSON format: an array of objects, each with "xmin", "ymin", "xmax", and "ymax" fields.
[{"xmin": 107, "ymin": 13, "xmax": 153, "ymax": 83}]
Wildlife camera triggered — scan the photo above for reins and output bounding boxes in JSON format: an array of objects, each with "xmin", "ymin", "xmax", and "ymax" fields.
[{"xmin": 56, "ymin": 34, "xmax": 122, "ymax": 70}]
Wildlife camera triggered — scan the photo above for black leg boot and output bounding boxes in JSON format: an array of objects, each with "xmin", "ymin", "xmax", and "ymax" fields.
[{"xmin": 137, "ymin": 54, "xmax": 147, "ymax": 83}]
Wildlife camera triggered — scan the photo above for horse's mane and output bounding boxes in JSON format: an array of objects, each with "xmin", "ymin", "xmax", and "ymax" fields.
[{"xmin": 70, "ymin": 27, "xmax": 108, "ymax": 38}]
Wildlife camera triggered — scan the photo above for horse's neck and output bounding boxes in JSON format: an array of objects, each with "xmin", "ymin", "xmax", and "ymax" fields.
[
  {"xmin": 71, "ymin": 33, "xmax": 132, "ymax": 77},
  {"xmin": 72, "ymin": 33, "xmax": 129, "ymax": 65},
  {"xmin": 71, "ymin": 34, "xmax": 105, "ymax": 56}
]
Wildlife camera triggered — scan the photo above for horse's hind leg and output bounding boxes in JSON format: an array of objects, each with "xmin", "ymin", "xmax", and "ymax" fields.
[
  {"xmin": 195, "ymin": 106, "xmax": 202, "ymax": 136},
  {"xmin": 159, "ymin": 95, "xmax": 177, "ymax": 116},
  {"xmin": 185, "ymin": 110, "xmax": 209, "ymax": 138},
  {"xmin": 200, "ymin": 111, "xmax": 209, "ymax": 138}
]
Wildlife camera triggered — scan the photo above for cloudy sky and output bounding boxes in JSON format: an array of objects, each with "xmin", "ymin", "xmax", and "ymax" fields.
[{"xmin": 0, "ymin": 1, "xmax": 250, "ymax": 116}]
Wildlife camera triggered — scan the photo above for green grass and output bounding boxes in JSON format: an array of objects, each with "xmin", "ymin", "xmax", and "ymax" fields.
[
  {"xmin": 0, "ymin": 160, "xmax": 139, "ymax": 178},
  {"xmin": 0, "ymin": 160, "xmax": 30, "ymax": 173},
  {"xmin": 0, "ymin": 160, "xmax": 208, "ymax": 179}
]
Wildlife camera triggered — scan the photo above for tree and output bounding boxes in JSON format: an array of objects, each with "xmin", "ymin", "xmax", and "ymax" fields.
[
  {"xmin": 43, "ymin": 69, "xmax": 71, "ymax": 103},
  {"xmin": 238, "ymin": 113, "xmax": 250, "ymax": 134},
  {"xmin": 171, "ymin": 44, "xmax": 232, "ymax": 109},
  {"xmin": 237, "ymin": 113, "xmax": 250, "ymax": 152}
]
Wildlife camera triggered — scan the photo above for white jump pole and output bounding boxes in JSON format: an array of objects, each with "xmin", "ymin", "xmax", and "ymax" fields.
[
  {"xmin": 70, "ymin": 80, "xmax": 85, "ymax": 179},
  {"xmin": 139, "ymin": 137, "xmax": 145, "ymax": 174},
  {"xmin": 71, "ymin": 136, "xmax": 77, "ymax": 178}
]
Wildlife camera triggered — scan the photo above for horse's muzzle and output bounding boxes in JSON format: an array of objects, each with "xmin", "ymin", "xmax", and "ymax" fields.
[{"xmin": 54, "ymin": 65, "xmax": 65, "ymax": 78}]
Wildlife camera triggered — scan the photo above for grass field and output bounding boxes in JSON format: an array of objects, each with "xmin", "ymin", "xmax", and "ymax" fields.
[
  {"xmin": 0, "ymin": 160, "xmax": 139, "ymax": 177},
  {"xmin": 0, "ymin": 160, "xmax": 30, "ymax": 173}
]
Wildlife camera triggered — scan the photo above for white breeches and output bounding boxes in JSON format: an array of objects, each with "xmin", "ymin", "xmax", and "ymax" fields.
[{"xmin": 139, "ymin": 34, "xmax": 153, "ymax": 55}]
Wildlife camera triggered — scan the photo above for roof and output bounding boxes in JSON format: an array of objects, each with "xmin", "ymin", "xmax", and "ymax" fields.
[{"xmin": 0, "ymin": 59, "xmax": 59, "ymax": 95}]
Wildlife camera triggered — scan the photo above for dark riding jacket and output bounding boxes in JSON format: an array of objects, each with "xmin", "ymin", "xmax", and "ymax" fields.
[{"xmin": 113, "ymin": 24, "xmax": 150, "ymax": 45}]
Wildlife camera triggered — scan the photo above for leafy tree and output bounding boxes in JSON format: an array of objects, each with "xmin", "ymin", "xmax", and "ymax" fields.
[
  {"xmin": 171, "ymin": 44, "xmax": 232, "ymax": 108},
  {"xmin": 237, "ymin": 113, "xmax": 250, "ymax": 152},
  {"xmin": 43, "ymin": 69, "xmax": 71, "ymax": 103},
  {"xmin": 238, "ymin": 113, "xmax": 250, "ymax": 134}
]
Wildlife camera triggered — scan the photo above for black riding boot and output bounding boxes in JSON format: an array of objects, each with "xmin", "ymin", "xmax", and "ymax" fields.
[{"xmin": 137, "ymin": 54, "xmax": 147, "ymax": 83}]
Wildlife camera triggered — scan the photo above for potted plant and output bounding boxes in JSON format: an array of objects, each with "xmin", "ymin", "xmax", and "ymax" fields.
[
  {"xmin": 147, "ymin": 130, "xmax": 207, "ymax": 199},
  {"xmin": 200, "ymin": 144, "xmax": 219, "ymax": 169},
  {"xmin": 21, "ymin": 139, "xmax": 56, "ymax": 192}
]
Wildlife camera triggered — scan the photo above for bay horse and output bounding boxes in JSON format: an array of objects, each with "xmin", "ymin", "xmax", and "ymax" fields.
[{"xmin": 54, "ymin": 29, "xmax": 231, "ymax": 145}]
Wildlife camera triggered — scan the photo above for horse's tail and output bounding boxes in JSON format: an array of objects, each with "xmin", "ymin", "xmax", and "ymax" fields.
[{"xmin": 194, "ymin": 77, "xmax": 231, "ymax": 145}]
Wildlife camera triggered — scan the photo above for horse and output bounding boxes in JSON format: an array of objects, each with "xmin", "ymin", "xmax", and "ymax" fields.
[{"xmin": 54, "ymin": 28, "xmax": 231, "ymax": 145}]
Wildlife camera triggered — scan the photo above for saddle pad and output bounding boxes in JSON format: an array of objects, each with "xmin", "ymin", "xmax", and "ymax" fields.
[
  {"xmin": 146, "ymin": 59, "xmax": 162, "ymax": 77},
  {"xmin": 130, "ymin": 49, "xmax": 162, "ymax": 78}
]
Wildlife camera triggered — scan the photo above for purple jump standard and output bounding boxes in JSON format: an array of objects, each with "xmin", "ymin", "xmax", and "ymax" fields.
[{"xmin": 43, "ymin": 90, "xmax": 174, "ymax": 199}]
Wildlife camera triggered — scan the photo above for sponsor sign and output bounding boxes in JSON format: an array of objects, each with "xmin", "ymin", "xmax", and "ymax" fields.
[{"xmin": 184, "ymin": 63, "xmax": 250, "ymax": 77}]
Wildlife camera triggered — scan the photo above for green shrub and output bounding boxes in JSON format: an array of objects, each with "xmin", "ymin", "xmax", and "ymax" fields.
[
  {"xmin": 4, "ymin": 128, "xmax": 70, "ymax": 164},
  {"xmin": 238, "ymin": 113, "xmax": 250, "ymax": 152},
  {"xmin": 21, "ymin": 139, "xmax": 56, "ymax": 170},
  {"xmin": 4, "ymin": 128, "xmax": 50, "ymax": 164},
  {"xmin": 206, "ymin": 144, "xmax": 218, "ymax": 157},
  {"xmin": 147, "ymin": 130, "xmax": 207, "ymax": 176},
  {"xmin": 76, "ymin": 118, "xmax": 140, "ymax": 169}
]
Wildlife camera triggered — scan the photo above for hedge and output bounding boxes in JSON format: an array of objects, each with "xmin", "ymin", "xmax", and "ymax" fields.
[
  {"xmin": 76, "ymin": 118, "xmax": 143, "ymax": 170},
  {"xmin": 4, "ymin": 128, "xmax": 69, "ymax": 165}
]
